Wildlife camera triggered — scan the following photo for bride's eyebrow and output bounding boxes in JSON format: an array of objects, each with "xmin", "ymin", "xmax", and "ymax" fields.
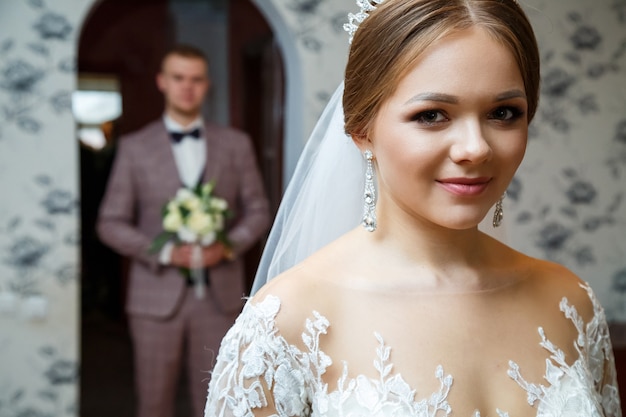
[
  {"xmin": 494, "ymin": 89, "xmax": 527, "ymax": 102},
  {"xmin": 404, "ymin": 89, "xmax": 527, "ymax": 106},
  {"xmin": 404, "ymin": 92, "xmax": 458, "ymax": 105}
]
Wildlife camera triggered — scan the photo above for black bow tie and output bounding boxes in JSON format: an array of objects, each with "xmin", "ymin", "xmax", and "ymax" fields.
[{"xmin": 169, "ymin": 127, "xmax": 201, "ymax": 143}]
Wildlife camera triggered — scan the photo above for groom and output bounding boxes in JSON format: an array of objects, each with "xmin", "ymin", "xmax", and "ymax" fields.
[{"xmin": 97, "ymin": 44, "xmax": 269, "ymax": 417}]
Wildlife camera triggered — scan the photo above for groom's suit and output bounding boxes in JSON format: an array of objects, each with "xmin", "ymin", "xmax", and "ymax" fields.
[{"xmin": 97, "ymin": 118, "xmax": 269, "ymax": 417}]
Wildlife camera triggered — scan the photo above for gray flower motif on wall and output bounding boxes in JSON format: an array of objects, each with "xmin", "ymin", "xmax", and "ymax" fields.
[
  {"xmin": 14, "ymin": 408, "xmax": 50, "ymax": 417},
  {"xmin": 609, "ymin": 268, "xmax": 626, "ymax": 319},
  {"xmin": 55, "ymin": 264, "xmax": 77, "ymax": 285},
  {"xmin": 506, "ymin": 177, "xmax": 522, "ymax": 202},
  {"xmin": 33, "ymin": 12, "xmax": 72, "ymax": 41},
  {"xmin": 17, "ymin": 118, "xmax": 42, "ymax": 133},
  {"xmin": 570, "ymin": 25, "xmax": 603, "ymax": 50},
  {"xmin": 525, "ymin": 166, "xmax": 620, "ymax": 264},
  {"xmin": 612, "ymin": 0, "xmax": 626, "ymax": 23},
  {"xmin": 0, "ymin": 60, "xmax": 44, "ymax": 94},
  {"xmin": 541, "ymin": 68, "xmax": 576, "ymax": 98},
  {"xmin": 41, "ymin": 190, "xmax": 76, "ymax": 215},
  {"xmin": 607, "ymin": 119, "xmax": 626, "ymax": 178},
  {"xmin": 27, "ymin": 0, "xmax": 45, "ymax": 8},
  {"xmin": 565, "ymin": 180, "xmax": 597, "ymax": 204},
  {"xmin": 1, "ymin": 38, "xmax": 15, "ymax": 53},
  {"xmin": 284, "ymin": 0, "xmax": 346, "ymax": 52},
  {"xmin": 49, "ymin": 90, "xmax": 72, "ymax": 113},
  {"xmin": 536, "ymin": 66, "xmax": 579, "ymax": 133},
  {"xmin": 57, "ymin": 57, "xmax": 75, "ymax": 73},
  {"xmin": 612, "ymin": 268, "xmax": 626, "ymax": 294},
  {"xmin": 536, "ymin": 221, "xmax": 573, "ymax": 251},
  {"xmin": 615, "ymin": 119, "xmax": 626, "ymax": 144},
  {"xmin": 287, "ymin": 0, "xmax": 324, "ymax": 14},
  {"xmin": 301, "ymin": 36, "xmax": 322, "ymax": 52},
  {"xmin": 5, "ymin": 237, "xmax": 49, "ymax": 269},
  {"xmin": 44, "ymin": 360, "xmax": 77, "ymax": 385},
  {"xmin": 0, "ymin": 345, "xmax": 78, "ymax": 416},
  {"xmin": 572, "ymin": 246, "xmax": 595, "ymax": 266}
]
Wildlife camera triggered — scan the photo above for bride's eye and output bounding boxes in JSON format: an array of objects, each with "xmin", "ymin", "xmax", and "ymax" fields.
[
  {"xmin": 412, "ymin": 110, "xmax": 447, "ymax": 125},
  {"xmin": 489, "ymin": 106, "xmax": 524, "ymax": 122}
]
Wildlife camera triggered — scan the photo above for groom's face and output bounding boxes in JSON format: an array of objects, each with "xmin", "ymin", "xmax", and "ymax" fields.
[{"xmin": 157, "ymin": 54, "xmax": 210, "ymax": 118}]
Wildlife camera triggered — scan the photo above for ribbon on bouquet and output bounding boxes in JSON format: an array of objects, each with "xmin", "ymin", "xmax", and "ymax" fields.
[{"xmin": 189, "ymin": 244, "xmax": 206, "ymax": 299}]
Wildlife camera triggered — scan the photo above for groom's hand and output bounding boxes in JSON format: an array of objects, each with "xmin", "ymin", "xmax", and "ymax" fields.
[{"xmin": 170, "ymin": 242, "xmax": 228, "ymax": 268}]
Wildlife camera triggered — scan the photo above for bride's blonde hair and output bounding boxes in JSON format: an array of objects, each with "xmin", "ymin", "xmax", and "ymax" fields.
[{"xmin": 343, "ymin": 0, "xmax": 540, "ymax": 138}]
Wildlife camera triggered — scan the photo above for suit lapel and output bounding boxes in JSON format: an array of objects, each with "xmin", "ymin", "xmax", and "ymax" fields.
[
  {"xmin": 202, "ymin": 123, "xmax": 221, "ymax": 185},
  {"xmin": 152, "ymin": 121, "xmax": 183, "ymax": 194}
]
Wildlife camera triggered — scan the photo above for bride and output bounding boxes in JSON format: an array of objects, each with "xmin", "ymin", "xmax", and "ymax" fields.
[{"xmin": 204, "ymin": 1, "xmax": 621, "ymax": 416}]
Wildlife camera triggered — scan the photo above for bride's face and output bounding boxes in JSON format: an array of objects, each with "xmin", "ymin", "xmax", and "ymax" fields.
[{"xmin": 367, "ymin": 27, "xmax": 528, "ymax": 231}]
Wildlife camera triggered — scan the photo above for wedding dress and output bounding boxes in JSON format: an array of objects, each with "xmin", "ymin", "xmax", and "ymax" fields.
[
  {"xmin": 203, "ymin": 74, "xmax": 621, "ymax": 415},
  {"xmin": 205, "ymin": 282, "xmax": 620, "ymax": 417}
]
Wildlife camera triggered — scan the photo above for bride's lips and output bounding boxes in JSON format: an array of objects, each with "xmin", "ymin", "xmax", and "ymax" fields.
[{"xmin": 436, "ymin": 177, "xmax": 492, "ymax": 196}]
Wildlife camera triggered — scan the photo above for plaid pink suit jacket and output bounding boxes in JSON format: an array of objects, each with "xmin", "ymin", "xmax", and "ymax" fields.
[{"xmin": 97, "ymin": 119, "xmax": 270, "ymax": 318}]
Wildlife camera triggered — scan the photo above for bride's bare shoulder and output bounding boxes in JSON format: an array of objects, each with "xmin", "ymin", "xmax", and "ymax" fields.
[
  {"xmin": 250, "ymin": 232, "xmax": 357, "ymax": 341},
  {"xmin": 511, "ymin": 248, "xmax": 596, "ymax": 321}
]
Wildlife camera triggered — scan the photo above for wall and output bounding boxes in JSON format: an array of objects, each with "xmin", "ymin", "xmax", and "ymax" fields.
[
  {"xmin": 0, "ymin": 0, "xmax": 91, "ymax": 415},
  {"xmin": 0, "ymin": 0, "xmax": 624, "ymax": 415},
  {"xmin": 509, "ymin": 0, "xmax": 626, "ymax": 327}
]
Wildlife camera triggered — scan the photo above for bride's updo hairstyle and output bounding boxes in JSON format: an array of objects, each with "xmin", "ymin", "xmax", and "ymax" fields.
[{"xmin": 343, "ymin": 0, "xmax": 540, "ymax": 138}]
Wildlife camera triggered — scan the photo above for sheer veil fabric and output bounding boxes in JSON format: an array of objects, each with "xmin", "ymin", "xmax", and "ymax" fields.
[
  {"xmin": 252, "ymin": 83, "xmax": 364, "ymax": 294},
  {"xmin": 251, "ymin": 81, "xmax": 508, "ymax": 295}
]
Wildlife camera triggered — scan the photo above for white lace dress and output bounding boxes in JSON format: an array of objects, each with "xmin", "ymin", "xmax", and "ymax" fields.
[{"xmin": 205, "ymin": 284, "xmax": 621, "ymax": 417}]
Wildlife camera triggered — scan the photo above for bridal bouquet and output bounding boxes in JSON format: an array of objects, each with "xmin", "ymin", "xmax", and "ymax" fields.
[
  {"xmin": 150, "ymin": 181, "xmax": 232, "ymax": 253},
  {"xmin": 150, "ymin": 181, "xmax": 232, "ymax": 299}
]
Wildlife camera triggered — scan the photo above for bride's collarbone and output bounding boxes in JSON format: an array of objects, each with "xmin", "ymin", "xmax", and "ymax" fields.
[{"xmin": 317, "ymin": 327, "xmax": 550, "ymax": 417}]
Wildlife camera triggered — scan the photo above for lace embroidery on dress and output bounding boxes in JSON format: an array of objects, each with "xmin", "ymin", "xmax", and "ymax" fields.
[
  {"xmin": 507, "ymin": 283, "xmax": 621, "ymax": 417},
  {"xmin": 205, "ymin": 283, "xmax": 621, "ymax": 417}
]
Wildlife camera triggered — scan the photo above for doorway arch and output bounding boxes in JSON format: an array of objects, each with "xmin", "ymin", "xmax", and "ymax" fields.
[
  {"xmin": 75, "ymin": 1, "xmax": 298, "ymax": 414},
  {"xmin": 251, "ymin": 0, "xmax": 303, "ymax": 185}
]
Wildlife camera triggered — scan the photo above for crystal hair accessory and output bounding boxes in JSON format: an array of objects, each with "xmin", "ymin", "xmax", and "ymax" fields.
[{"xmin": 343, "ymin": 0, "xmax": 386, "ymax": 43}]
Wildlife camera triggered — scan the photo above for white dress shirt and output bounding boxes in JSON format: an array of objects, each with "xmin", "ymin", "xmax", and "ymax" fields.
[
  {"xmin": 160, "ymin": 115, "xmax": 207, "ymax": 264},
  {"xmin": 163, "ymin": 115, "xmax": 207, "ymax": 188}
]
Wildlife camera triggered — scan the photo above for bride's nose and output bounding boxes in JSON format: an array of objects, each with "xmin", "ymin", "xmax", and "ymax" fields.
[{"xmin": 449, "ymin": 119, "xmax": 492, "ymax": 164}]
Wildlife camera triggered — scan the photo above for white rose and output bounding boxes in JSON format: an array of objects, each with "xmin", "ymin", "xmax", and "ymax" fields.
[
  {"xmin": 166, "ymin": 200, "xmax": 179, "ymax": 212},
  {"xmin": 177, "ymin": 225, "xmax": 197, "ymax": 243},
  {"xmin": 163, "ymin": 210, "xmax": 183, "ymax": 232},
  {"xmin": 182, "ymin": 195, "xmax": 202, "ymax": 211},
  {"xmin": 175, "ymin": 188, "xmax": 194, "ymax": 202},
  {"xmin": 187, "ymin": 211, "xmax": 214, "ymax": 235},
  {"xmin": 201, "ymin": 182, "xmax": 214, "ymax": 196},
  {"xmin": 210, "ymin": 197, "xmax": 228, "ymax": 211},
  {"xmin": 200, "ymin": 232, "xmax": 216, "ymax": 246},
  {"xmin": 213, "ymin": 213, "xmax": 224, "ymax": 231}
]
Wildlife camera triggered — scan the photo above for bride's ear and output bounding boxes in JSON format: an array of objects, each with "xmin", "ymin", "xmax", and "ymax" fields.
[{"xmin": 351, "ymin": 131, "xmax": 372, "ymax": 153}]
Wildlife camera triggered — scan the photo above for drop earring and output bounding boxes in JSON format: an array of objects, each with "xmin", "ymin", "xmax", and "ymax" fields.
[
  {"xmin": 362, "ymin": 150, "xmax": 377, "ymax": 232},
  {"xmin": 492, "ymin": 192, "xmax": 506, "ymax": 228}
]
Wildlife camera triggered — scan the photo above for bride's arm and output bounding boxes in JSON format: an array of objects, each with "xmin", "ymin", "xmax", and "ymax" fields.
[
  {"xmin": 583, "ymin": 285, "xmax": 622, "ymax": 417},
  {"xmin": 205, "ymin": 296, "xmax": 313, "ymax": 417}
]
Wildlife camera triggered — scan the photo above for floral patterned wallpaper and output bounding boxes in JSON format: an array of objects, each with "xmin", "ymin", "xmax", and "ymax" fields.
[
  {"xmin": 0, "ymin": 0, "xmax": 88, "ymax": 415},
  {"xmin": 262, "ymin": 0, "xmax": 351, "ymax": 137},
  {"xmin": 0, "ymin": 0, "xmax": 624, "ymax": 415},
  {"xmin": 508, "ymin": 0, "xmax": 626, "ymax": 323}
]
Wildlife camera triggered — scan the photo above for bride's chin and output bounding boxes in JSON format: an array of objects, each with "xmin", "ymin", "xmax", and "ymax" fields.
[{"xmin": 431, "ymin": 214, "xmax": 490, "ymax": 232}]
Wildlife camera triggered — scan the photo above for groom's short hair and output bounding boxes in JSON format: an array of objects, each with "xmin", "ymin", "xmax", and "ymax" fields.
[{"xmin": 161, "ymin": 44, "xmax": 209, "ymax": 67}]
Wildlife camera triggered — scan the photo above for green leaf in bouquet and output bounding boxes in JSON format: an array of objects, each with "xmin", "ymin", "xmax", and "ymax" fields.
[
  {"xmin": 200, "ymin": 180, "xmax": 216, "ymax": 197},
  {"xmin": 216, "ymin": 230, "xmax": 232, "ymax": 248},
  {"xmin": 148, "ymin": 231, "xmax": 176, "ymax": 254},
  {"xmin": 179, "ymin": 205, "xmax": 191, "ymax": 219}
]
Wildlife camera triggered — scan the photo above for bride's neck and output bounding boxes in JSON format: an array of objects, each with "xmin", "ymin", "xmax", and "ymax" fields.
[
  {"xmin": 363, "ymin": 218, "xmax": 503, "ymax": 291},
  {"xmin": 379, "ymin": 222, "xmax": 484, "ymax": 262}
]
